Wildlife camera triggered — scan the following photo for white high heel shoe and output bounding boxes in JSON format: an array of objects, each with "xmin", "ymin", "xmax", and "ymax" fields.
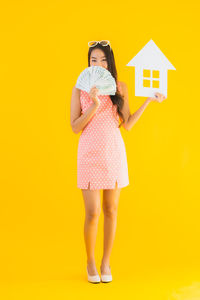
[
  {"xmin": 100, "ymin": 265, "xmax": 112, "ymax": 283},
  {"xmin": 86, "ymin": 266, "xmax": 101, "ymax": 283}
]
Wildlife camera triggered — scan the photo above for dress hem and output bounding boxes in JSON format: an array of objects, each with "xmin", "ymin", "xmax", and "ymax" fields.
[{"xmin": 77, "ymin": 181, "xmax": 129, "ymax": 190}]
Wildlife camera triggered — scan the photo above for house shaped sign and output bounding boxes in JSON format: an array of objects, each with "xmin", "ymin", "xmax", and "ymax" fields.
[{"xmin": 126, "ymin": 39, "xmax": 176, "ymax": 98}]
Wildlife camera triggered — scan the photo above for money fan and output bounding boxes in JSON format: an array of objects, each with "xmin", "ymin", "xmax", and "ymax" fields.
[{"xmin": 75, "ymin": 66, "xmax": 116, "ymax": 95}]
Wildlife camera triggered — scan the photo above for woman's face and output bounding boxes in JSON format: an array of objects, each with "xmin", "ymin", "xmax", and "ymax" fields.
[{"xmin": 89, "ymin": 48, "xmax": 108, "ymax": 69}]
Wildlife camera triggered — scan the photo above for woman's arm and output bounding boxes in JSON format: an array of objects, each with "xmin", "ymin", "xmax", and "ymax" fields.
[
  {"xmin": 119, "ymin": 82, "xmax": 165, "ymax": 131},
  {"xmin": 70, "ymin": 86, "xmax": 100, "ymax": 134},
  {"xmin": 118, "ymin": 81, "xmax": 150, "ymax": 131}
]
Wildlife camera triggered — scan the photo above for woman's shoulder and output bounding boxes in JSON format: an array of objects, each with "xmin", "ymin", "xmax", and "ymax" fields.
[
  {"xmin": 73, "ymin": 86, "xmax": 81, "ymax": 93},
  {"xmin": 117, "ymin": 80, "xmax": 126, "ymax": 96},
  {"xmin": 117, "ymin": 80, "xmax": 127, "ymax": 88}
]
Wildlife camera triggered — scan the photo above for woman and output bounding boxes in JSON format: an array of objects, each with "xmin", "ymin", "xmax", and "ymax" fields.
[{"xmin": 70, "ymin": 40, "xmax": 166, "ymax": 283}]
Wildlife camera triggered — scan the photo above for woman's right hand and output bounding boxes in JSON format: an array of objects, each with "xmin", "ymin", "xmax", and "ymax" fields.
[{"xmin": 89, "ymin": 86, "xmax": 100, "ymax": 106}]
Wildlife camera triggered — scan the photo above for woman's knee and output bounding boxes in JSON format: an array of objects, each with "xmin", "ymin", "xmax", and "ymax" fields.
[
  {"xmin": 86, "ymin": 207, "xmax": 101, "ymax": 222},
  {"xmin": 103, "ymin": 204, "xmax": 118, "ymax": 219}
]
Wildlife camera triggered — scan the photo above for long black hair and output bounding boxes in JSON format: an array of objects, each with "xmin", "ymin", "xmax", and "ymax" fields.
[{"xmin": 88, "ymin": 44, "xmax": 125, "ymax": 128}]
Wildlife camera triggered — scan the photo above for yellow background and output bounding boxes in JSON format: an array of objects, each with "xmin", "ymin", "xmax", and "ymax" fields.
[{"xmin": 0, "ymin": 0, "xmax": 200, "ymax": 299}]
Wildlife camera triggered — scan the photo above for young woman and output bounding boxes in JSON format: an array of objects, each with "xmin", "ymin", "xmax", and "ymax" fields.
[{"xmin": 70, "ymin": 40, "xmax": 166, "ymax": 283}]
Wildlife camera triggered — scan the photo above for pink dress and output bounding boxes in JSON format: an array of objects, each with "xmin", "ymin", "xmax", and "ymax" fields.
[{"xmin": 77, "ymin": 81, "xmax": 129, "ymax": 190}]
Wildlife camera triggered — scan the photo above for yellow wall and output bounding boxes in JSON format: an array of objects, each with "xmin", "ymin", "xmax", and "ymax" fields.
[{"xmin": 0, "ymin": 0, "xmax": 200, "ymax": 298}]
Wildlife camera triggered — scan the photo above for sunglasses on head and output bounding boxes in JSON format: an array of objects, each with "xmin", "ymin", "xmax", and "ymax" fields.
[{"xmin": 88, "ymin": 40, "xmax": 111, "ymax": 50}]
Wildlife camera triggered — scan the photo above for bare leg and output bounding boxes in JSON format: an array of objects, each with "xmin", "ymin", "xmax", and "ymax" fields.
[
  {"xmin": 82, "ymin": 182, "xmax": 101, "ymax": 276},
  {"xmin": 101, "ymin": 181, "xmax": 121, "ymax": 275}
]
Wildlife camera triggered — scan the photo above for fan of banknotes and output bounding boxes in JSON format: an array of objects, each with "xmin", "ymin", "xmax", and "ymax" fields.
[{"xmin": 75, "ymin": 65, "xmax": 116, "ymax": 95}]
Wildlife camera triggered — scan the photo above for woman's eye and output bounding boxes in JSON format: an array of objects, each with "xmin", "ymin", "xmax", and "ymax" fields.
[{"xmin": 91, "ymin": 60, "xmax": 107, "ymax": 62}]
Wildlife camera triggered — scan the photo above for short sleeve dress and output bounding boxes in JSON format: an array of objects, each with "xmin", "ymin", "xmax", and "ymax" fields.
[{"xmin": 77, "ymin": 81, "xmax": 129, "ymax": 190}]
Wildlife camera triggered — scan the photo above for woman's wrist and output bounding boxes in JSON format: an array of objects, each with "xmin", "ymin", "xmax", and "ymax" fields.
[
  {"xmin": 92, "ymin": 97, "xmax": 100, "ymax": 107},
  {"xmin": 92, "ymin": 102, "xmax": 100, "ymax": 110},
  {"xmin": 146, "ymin": 97, "xmax": 152, "ymax": 104}
]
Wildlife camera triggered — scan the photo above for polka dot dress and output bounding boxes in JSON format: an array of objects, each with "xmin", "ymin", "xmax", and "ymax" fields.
[{"xmin": 77, "ymin": 81, "xmax": 129, "ymax": 190}]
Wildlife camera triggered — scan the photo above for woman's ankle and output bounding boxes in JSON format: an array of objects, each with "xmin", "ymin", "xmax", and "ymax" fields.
[
  {"xmin": 87, "ymin": 259, "xmax": 96, "ymax": 266},
  {"xmin": 100, "ymin": 260, "xmax": 110, "ymax": 268}
]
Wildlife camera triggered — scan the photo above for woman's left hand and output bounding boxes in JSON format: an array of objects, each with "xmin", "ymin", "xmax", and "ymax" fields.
[{"xmin": 147, "ymin": 92, "xmax": 166, "ymax": 103}]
